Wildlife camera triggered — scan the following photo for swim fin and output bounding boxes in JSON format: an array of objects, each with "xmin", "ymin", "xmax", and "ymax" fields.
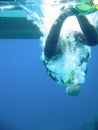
[{"xmin": 75, "ymin": 4, "xmax": 98, "ymax": 15}]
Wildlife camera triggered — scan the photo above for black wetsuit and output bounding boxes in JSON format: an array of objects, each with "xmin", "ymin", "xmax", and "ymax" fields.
[{"xmin": 44, "ymin": 8, "xmax": 98, "ymax": 59}]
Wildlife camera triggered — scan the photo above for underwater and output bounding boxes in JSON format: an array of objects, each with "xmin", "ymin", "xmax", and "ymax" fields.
[{"xmin": 0, "ymin": 0, "xmax": 98, "ymax": 130}]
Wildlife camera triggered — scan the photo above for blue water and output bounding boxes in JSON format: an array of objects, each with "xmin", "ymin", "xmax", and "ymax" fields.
[{"xmin": 0, "ymin": 39, "xmax": 98, "ymax": 130}]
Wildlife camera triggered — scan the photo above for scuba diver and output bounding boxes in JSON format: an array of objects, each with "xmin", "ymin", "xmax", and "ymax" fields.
[{"xmin": 42, "ymin": 3, "xmax": 98, "ymax": 96}]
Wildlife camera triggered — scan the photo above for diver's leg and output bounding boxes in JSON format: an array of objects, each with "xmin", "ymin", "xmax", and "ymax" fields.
[
  {"xmin": 44, "ymin": 13, "xmax": 67, "ymax": 59},
  {"xmin": 44, "ymin": 7, "xmax": 79, "ymax": 59},
  {"xmin": 76, "ymin": 15, "xmax": 98, "ymax": 46}
]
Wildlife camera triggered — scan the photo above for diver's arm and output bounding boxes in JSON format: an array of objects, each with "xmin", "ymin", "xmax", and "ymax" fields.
[{"xmin": 76, "ymin": 15, "xmax": 98, "ymax": 46}]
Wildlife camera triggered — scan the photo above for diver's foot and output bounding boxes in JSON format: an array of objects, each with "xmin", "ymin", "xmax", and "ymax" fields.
[{"xmin": 61, "ymin": 5, "xmax": 79, "ymax": 17}]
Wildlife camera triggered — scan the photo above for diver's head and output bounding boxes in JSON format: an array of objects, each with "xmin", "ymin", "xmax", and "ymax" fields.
[{"xmin": 66, "ymin": 84, "xmax": 81, "ymax": 96}]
